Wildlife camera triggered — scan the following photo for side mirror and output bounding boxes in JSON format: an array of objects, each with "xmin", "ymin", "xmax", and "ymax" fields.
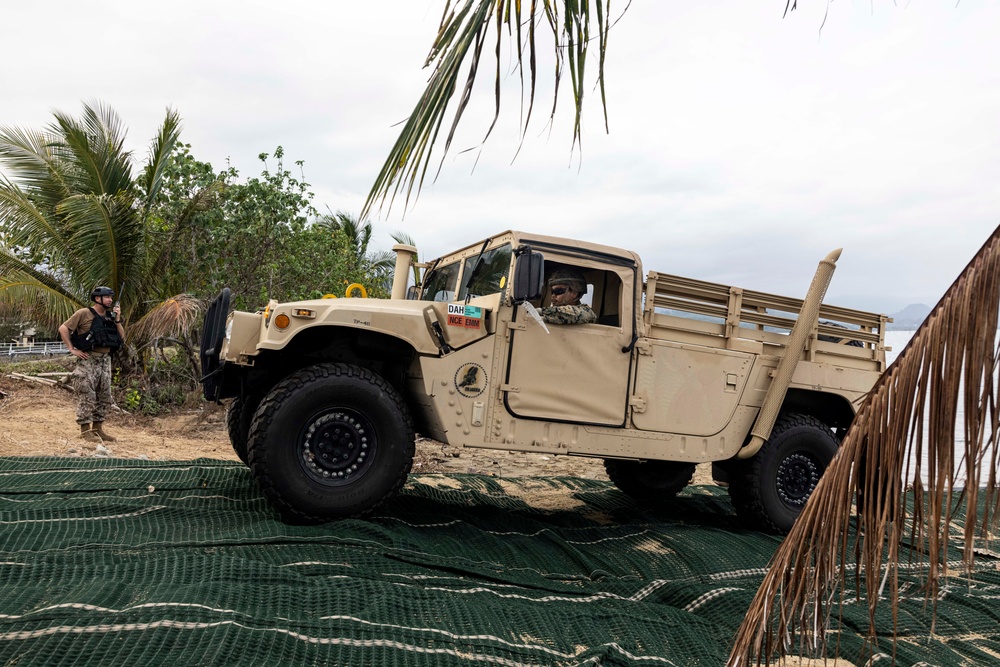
[
  {"xmin": 405, "ymin": 285, "xmax": 420, "ymax": 300},
  {"xmin": 512, "ymin": 246, "xmax": 544, "ymax": 302}
]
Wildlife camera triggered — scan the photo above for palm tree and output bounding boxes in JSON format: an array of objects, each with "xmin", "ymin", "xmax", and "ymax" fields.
[
  {"xmin": 315, "ymin": 211, "xmax": 398, "ymax": 290},
  {"xmin": 316, "ymin": 210, "xmax": 377, "ymax": 274},
  {"xmin": 0, "ymin": 102, "xmax": 201, "ymax": 353},
  {"xmin": 362, "ymin": 0, "xmax": 615, "ymax": 217}
]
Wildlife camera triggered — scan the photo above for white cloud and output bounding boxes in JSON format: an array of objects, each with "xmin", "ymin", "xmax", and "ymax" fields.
[{"xmin": 3, "ymin": 1, "xmax": 998, "ymax": 314}]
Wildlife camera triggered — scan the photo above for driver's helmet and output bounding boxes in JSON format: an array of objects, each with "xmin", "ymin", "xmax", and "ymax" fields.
[
  {"xmin": 546, "ymin": 268, "xmax": 586, "ymax": 294},
  {"xmin": 91, "ymin": 286, "xmax": 114, "ymax": 301}
]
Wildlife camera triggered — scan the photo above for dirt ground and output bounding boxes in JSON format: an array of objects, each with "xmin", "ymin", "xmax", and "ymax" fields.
[{"xmin": 0, "ymin": 369, "xmax": 714, "ymax": 485}]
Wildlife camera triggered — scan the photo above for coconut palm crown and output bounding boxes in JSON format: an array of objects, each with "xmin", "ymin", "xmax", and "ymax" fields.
[{"xmin": 0, "ymin": 102, "xmax": 200, "ymax": 344}]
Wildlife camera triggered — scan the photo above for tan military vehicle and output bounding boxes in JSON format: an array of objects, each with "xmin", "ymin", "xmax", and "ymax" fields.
[{"xmin": 200, "ymin": 230, "xmax": 888, "ymax": 532}]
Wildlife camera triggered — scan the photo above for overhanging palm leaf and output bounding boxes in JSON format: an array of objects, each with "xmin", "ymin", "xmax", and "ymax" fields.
[
  {"xmin": 362, "ymin": 0, "xmax": 616, "ymax": 218},
  {"xmin": 728, "ymin": 224, "xmax": 1000, "ymax": 665}
]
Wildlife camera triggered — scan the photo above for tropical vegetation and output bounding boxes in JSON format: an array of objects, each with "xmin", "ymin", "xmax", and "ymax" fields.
[
  {"xmin": 0, "ymin": 103, "xmax": 404, "ymax": 413},
  {"xmin": 0, "ymin": 102, "xmax": 199, "ymax": 347}
]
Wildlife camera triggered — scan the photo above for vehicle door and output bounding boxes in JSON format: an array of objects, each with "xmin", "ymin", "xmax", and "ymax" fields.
[{"xmin": 501, "ymin": 252, "xmax": 638, "ymax": 426}]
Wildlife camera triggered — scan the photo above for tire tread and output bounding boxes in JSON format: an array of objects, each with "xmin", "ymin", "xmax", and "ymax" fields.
[{"xmin": 247, "ymin": 363, "xmax": 414, "ymax": 523}]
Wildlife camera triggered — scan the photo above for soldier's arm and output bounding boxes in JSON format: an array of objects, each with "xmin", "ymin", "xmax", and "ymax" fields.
[
  {"xmin": 59, "ymin": 323, "xmax": 87, "ymax": 359},
  {"xmin": 538, "ymin": 305, "xmax": 597, "ymax": 325}
]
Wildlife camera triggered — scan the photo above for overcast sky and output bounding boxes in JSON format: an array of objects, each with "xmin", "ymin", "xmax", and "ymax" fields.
[{"xmin": 4, "ymin": 1, "xmax": 999, "ymax": 313}]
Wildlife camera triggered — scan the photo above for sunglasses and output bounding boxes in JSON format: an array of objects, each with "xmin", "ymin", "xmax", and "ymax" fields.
[{"xmin": 551, "ymin": 286, "xmax": 571, "ymax": 296}]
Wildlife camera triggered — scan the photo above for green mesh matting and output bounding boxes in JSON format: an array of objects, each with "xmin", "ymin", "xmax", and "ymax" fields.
[{"xmin": 2, "ymin": 457, "xmax": 1000, "ymax": 666}]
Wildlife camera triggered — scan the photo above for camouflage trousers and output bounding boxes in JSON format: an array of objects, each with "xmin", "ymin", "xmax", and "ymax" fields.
[{"xmin": 73, "ymin": 353, "xmax": 113, "ymax": 425}]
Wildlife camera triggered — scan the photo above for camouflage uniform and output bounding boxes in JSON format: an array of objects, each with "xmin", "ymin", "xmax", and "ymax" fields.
[
  {"xmin": 538, "ymin": 304, "xmax": 598, "ymax": 325},
  {"xmin": 63, "ymin": 306, "xmax": 117, "ymax": 427},
  {"xmin": 72, "ymin": 352, "xmax": 113, "ymax": 425}
]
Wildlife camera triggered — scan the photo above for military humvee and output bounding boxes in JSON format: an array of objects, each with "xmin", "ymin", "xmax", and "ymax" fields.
[{"xmin": 200, "ymin": 230, "xmax": 888, "ymax": 532}]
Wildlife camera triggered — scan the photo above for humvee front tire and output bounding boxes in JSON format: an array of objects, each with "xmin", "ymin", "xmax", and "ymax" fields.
[
  {"xmin": 728, "ymin": 413, "xmax": 839, "ymax": 534},
  {"xmin": 226, "ymin": 393, "xmax": 262, "ymax": 465},
  {"xmin": 604, "ymin": 459, "xmax": 696, "ymax": 501},
  {"xmin": 247, "ymin": 363, "xmax": 415, "ymax": 523}
]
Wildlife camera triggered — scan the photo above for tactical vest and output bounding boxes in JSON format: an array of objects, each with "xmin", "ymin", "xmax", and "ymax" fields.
[{"xmin": 71, "ymin": 308, "xmax": 123, "ymax": 351}]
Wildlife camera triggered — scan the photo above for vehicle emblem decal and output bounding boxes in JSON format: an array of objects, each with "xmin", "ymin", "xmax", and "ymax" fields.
[{"xmin": 454, "ymin": 362, "xmax": 487, "ymax": 398}]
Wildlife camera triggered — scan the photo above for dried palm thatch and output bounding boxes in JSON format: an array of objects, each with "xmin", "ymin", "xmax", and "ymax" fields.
[
  {"xmin": 728, "ymin": 225, "xmax": 1000, "ymax": 665},
  {"xmin": 128, "ymin": 294, "xmax": 203, "ymax": 347}
]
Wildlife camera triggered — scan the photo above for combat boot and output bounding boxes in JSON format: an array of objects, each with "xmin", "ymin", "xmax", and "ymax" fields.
[
  {"xmin": 92, "ymin": 422, "xmax": 117, "ymax": 442},
  {"xmin": 80, "ymin": 423, "xmax": 102, "ymax": 444}
]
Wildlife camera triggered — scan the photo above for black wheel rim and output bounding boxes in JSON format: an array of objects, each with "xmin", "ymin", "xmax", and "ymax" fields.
[
  {"xmin": 298, "ymin": 408, "xmax": 378, "ymax": 487},
  {"xmin": 776, "ymin": 452, "xmax": 821, "ymax": 508}
]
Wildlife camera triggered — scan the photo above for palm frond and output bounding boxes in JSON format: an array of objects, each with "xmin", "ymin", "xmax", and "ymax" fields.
[
  {"xmin": 0, "ymin": 179, "xmax": 75, "ymax": 266},
  {"xmin": 140, "ymin": 108, "xmax": 182, "ymax": 222},
  {"xmin": 368, "ymin": 249, "xmax": 396, "ymax": 274},
  {"xmin": 57, "ymin": 192, "xmax": 139, "ymax": 291},
  {"xmin": 362, "ymin": 0, "xmax": 615, "ymax": 219},
  {"xmin": 51, "ymin": 102, "xmax": 134, "ymax": 197},
  {"xmin": 0, "ymin": 254, "xmax": 83, "ymax": 330},
  {"xmin": 128, "ymin": 293, "xmax": 202, "ymax": 346},
  {"xmin": 0, "ymin": 126, "xmax": 72, "ymax": 209},
  {"xmin": 729, "ymin": 223, "xmax": 1000, "ymax": 665},
  {"xmin": 317, "ymin": 211, "xmax": 375, "ymax": 268}
]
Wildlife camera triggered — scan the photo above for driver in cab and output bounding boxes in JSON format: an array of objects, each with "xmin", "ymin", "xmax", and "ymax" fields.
[{"xmin": 538, "ymin": 269, "xmax": 597, "ymax": 325}]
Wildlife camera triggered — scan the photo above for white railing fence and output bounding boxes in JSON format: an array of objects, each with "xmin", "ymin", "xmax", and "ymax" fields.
[{"xmin": 0, "ymin": 341, "xmax": 69, "ymax": 358}]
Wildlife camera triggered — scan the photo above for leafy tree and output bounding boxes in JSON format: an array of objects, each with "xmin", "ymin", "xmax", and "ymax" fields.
[
  {"xmin": 0, "ymin": 102, "xmax": 201, "ymax": 350},
  {"xmin": 151, "ymin": 148, "xmax": 392, "ymax": 309},
  {"xmin": 150, "ymin": 145, "xmax": 319, "ymax": 309}
]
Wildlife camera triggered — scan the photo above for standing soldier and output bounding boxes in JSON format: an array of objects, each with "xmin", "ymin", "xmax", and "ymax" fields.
[{"xmin": 58, "ymin": 286, "xmax": 125, "ymax": 443}]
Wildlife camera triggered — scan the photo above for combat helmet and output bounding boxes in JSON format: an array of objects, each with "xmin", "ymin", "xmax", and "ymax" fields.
[
  {"xmin": 91, "ymin": 286, "xmax": 114, "ymax": 301},
  {"xmin": 547, "ymin": 268, "xmax": 586, "ymax": 294}
]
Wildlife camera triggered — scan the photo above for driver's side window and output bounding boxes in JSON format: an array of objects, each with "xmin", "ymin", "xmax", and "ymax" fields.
[{"xmin": 541, "ymin": 262, "xmax": 623, "ymax": 327}]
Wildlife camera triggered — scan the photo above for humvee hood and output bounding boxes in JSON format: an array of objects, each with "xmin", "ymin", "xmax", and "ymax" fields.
[{"xmin": 256, "ymin": 298, "xmax": 461, "ymax": 355}]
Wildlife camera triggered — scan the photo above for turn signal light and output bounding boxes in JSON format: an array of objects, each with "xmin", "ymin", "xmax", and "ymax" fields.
[{"xmin": 274, "ymin": 313, "xmax": 291, "ymax": 330}]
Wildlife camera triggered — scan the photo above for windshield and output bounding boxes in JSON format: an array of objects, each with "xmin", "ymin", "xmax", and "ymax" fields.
[
  {"xmin": 458, "ymin": 244, "xmax": 512, "ymax": 300},
  {"xmin": 420, "ymin": 261, "xmax": 460, "ymax": 302}
]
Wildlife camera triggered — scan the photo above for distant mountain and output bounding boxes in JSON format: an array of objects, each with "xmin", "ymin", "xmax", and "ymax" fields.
[{"xmin": 888, "ymin": 303, "xmax": 931, "ymax": 330}]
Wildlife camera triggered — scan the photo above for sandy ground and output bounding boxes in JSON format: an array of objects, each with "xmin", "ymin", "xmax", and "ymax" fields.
[{"xmin": 0, "ymin": 370, "xmax": 714, "ymax": 485}]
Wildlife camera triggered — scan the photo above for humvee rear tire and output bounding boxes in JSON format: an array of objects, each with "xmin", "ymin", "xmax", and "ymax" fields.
[
  {"xmin": 247, "ymin": 363, "xmax": 415, "ymax": 523},
  {"xmin": 226, "ymin": 393, "xmax": 262, "ymax": 465},
  {"xmin": 728, "ymin": 413, "xmax": 839, "ymax": 534},
  {"xmin": 604, "ymin": 459, "xmax": 696, "ymax": 500}
]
